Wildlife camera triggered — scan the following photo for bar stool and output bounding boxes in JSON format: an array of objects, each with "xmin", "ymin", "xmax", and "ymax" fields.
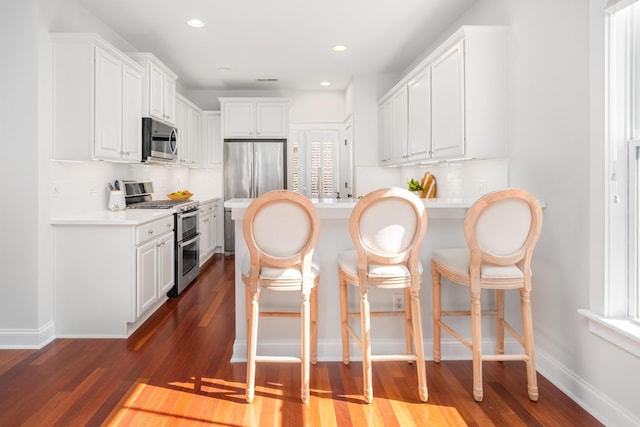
[
  {"xmin": 431, "ymin": 188, "xmax": 543, "ymax": 402},
  {"xmin": 242, "ymin": 190, "xmax": 321, "ymax": 403},
  {"xmin": 338, "ymin": 187, "xmax": 428, "ymax": 403}
]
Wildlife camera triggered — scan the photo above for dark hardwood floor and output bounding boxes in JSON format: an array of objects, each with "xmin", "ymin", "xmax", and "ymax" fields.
[{"xmin": 0, "ymin": 255, "xmax": 603, "ymax": 426}]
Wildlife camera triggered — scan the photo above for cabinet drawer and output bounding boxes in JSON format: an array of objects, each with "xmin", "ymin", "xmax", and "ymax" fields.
[
  {"xmin": 136, "ymin": 216, "xmax": 174, "ymax": 244},
  {"xmin": 200, "ymin": 201, "xmax": 217, "ymax": 215}
]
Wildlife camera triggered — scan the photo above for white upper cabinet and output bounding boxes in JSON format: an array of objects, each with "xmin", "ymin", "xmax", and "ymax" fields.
[
  {"xmin": 52, "ymin": 33, "xmax": 143, "ymax": 162},
  {"xmin": 203, "ymin": 111, "xmax": 222, "ymax": 167},
  {"xmin": 176, "ymin": 93, "xmax": 203, "ymax": 167},
  {"xmin": 220, "ymin": 98, "xmax": 290, "ymax": 138},
  {"xmin": 407, "ymin": 68, "xmax": 431, "ymax": 160},
  {"xmin": 378, "ymin": 26, "xmax": 508, "ymax": 165},
  {"xmin": 128, "ymin": 53, "xmax": 178, "ymax": 125},
  {"xmin": 430, "ymin": 41, "xmax": 465, "ymax": 160}
]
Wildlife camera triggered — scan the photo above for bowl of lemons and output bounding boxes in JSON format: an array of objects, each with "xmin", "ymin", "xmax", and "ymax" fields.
[{"xmin": 167, "ymin": 190, "xmax": 193, "ymax": 200}]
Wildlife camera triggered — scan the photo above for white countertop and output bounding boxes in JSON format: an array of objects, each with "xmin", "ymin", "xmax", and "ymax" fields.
[
  {"xmin": 224, "ymin": 197, "xmax": 477, "ymax": 209},
  {"xmin": 51, "ymin": 195, "xmax": 222, "ymax": 226}
]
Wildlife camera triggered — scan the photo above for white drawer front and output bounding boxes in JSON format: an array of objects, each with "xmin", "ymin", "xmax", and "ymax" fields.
[{"xmin": 136, "ymin": 216, "xmax": 174, "ymax": 244}]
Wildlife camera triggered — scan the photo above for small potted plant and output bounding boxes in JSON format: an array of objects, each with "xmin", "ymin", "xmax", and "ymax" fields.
[{"xmin": 407, "ymin": 178, "xmax": 424, "ymax": 196}]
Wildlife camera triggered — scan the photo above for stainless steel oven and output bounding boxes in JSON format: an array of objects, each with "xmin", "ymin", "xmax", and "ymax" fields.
[{"xmin": 171, "ymin": 207, "xmax": 200, "ymax": 296}]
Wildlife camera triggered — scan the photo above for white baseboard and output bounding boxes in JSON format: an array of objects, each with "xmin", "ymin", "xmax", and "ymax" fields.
[
  {"xmin": 535, "ymin": 347, "xmax": 640, "ymax": 427},
  {"xmin": 0, "ymin": 321, "xmax": 55, "ymax": 349}
]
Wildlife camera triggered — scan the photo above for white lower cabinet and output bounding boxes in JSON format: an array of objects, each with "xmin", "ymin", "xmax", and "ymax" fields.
[
  {"xmin": 136, "ymin": 226, "xmax": 174, "ymax": 317},
  {"xmin": 199, "ymin": 200, "xmax": 218, "ymax": 265},
  {"xmin": 53, "ymin": 215, "xmax": 175, "ymax": 337}
]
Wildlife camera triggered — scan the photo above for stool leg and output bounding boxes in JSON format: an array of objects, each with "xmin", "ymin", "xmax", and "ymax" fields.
[
  {"xmin": 432, "ymin": 261, "xmax": 442, "ymax": 363},
  {"xmin": 360, "ymin": 289, "xmax": 373, "ymax": 403},
  {"xmin": 301, "ymin": 292, "xmax": 311, "ymax": 403},
  {"xmin": 496, "ymin": 289, "xmax": 505, "ymax": 355},
  {"xmin": 246, "ymin": 286, "xmax": 260, "ymax": 403},
  {"xmin": 470, "ymin": 288, "xmax": 483, "ymax": 402},
  {"xmin": 339, "ymin": 269, "xmax": 350, "ymax": 365},
  {"xmin": 410, "ymin": 287, "xmax": 428, "ymax": 402},
  {"xmin": 521, "ymin": 288, "xmax": 538, "ymax": 401},
  {"xmin": 404, "ymin": 287, "xmax": 412, "ymax": 357},
  {"xmin": 311, "ymin": 283, "xmax": 319, "ymax": 365}
]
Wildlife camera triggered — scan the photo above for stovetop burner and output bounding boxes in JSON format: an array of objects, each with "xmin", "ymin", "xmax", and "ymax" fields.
[{"xmin": 127, "ymin": 200, "xmax": 186, "ymax": 209}]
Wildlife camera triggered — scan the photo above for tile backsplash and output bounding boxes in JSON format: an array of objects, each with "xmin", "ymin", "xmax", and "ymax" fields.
[
  {"xmin": 356, "ymin": 158, "xmax": 509, "ymax": 199},
  {"xmin": 50, "ymin": 160, "xmax": 221, "ymax": 217}
]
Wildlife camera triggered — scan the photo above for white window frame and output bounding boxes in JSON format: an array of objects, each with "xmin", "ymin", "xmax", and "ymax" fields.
[{"xmin": 581, "ymin": 0, "xmax": 640, "ymax": 358}]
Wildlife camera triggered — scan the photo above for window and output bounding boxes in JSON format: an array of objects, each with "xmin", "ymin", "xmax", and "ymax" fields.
[
  {"xmin": 608, "ymin": 1, "xmax": 640, "ymax": 322},
  {"xmin": 580, "ymin": 0, "xmax": 640, "ymax": 357},
  {"xmin": 289, "ymin": 129, "xmax": 339, "ymax": 198}
]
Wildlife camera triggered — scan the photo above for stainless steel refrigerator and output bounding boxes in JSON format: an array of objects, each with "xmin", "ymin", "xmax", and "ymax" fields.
[{"xmin": 224, "ymin": 139, "xmax": 287, "ymax": 254}]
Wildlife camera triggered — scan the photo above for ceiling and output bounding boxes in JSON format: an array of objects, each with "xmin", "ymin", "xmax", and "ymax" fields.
[{"xmin": 75, "ymin": 0, "xmax": 477, "ymax": 92}]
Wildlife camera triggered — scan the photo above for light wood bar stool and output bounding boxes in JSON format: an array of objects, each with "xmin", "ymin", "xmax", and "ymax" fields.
[
  {"xmin": 338, "ymin": 187, "xmax": 428, "ymax": 403},
  {"xmin": 431, "ymin": 188, "xmax": 543, "ymax": 402},
  {"xmin": 242, "ymin": 190, "xmax": 321, "ymax": 403}
]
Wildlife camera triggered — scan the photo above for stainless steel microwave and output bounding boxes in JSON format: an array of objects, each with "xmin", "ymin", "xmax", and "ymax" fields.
[{"xmin": 142, "ymin": 117, "xmax": 178, "ymax": 163}]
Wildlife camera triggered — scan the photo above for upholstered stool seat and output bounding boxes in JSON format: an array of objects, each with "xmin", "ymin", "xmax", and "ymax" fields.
[{"xmin": 338, "ymin": 250, "xmax": 423, "ymax": 283}]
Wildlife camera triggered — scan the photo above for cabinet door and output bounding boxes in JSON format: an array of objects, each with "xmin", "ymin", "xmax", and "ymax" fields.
[
  {"xmin": 390, "ymin": 87, "xmax": 408, "ymax": 162},
  {"xmin": 189, "ymin": 107, "xmax": 201, "ymax": 167},
  {"xmin": 149, "ymin": 62, "xmax": 165, "ymax": 121},
  {"xmin": 121, "ymin": 65, "xmax": 142, "ymax": 161},
  {"xmin": 223, "ymin": 102, "xmax": 255, "ymax": 137},
  {"xmin": 158, "ymin": 233, "xmax": 175, "ymax": 296},
  {"xmin": 199, "ymin": 212, "xmax": 212, "ymax": 265},
  {"xmin": 431, "ymin": 41, "xmax": 465, "ymax": 159},
  {"xmin": 94, "ymin": 47, "xmax": 123, "ymax": 160},
  {"xmin": 136, "ymin": 239, "xmax": 158, "ymax": 317},
  {"xmin": 256, "ymin": 102, "xmax": 287, "ymax": 137},
  {"xmin": 407, "ymin": 69, "xmax": 431, "ymax": 160},
  {"xmin": 163, "ymin": 76, "xmax": 176, "ymax": 125},
  {"xmin": 205, "ymin": 112, "xmax": 222, "ymax": 167},
  {"xmin": 177, "ymin": 100, "xmax": 191, "ymax": 165}
]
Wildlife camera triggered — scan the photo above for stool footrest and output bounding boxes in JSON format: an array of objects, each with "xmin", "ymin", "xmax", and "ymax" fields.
[
  {"xmin": 255, "ymin": 356, "xmax": 302, "ymax": 363},
  {"xmin": 371, "ymin": 354, "xmax": 417, "ymax": 362}
]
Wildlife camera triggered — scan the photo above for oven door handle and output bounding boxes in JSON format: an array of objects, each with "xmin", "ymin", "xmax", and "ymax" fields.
[
  {"xmin": 178, "ymin": 233, "xmax": 200, "ymax": 248},
  {"xmin": 179, "ymin": 209, "xmax": 199, "ymax": 220}
]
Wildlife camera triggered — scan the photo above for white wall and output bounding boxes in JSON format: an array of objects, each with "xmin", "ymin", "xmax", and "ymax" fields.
[{"xmin": 0, "ymin": 1, "xmax": 40, "ymax": 338}]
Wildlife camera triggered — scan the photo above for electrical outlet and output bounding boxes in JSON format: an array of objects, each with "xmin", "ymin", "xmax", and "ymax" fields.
[
  {"xmin": 392, "ymin": 293, "xmax": 404, "ymax": 311},
  {"xmin": 477, "ymin": 180, "xmax": 488, "ymax": 194}
]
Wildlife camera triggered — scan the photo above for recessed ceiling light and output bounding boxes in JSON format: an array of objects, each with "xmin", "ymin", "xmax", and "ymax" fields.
[
  {"xmin": 331, "ymin": 45, "xmax": 347, "ymax": 52},
  {"xmin": 255, "ymin": 78, "xmax": 279, "ymax": 82},
  {"xmin": 320, "ymin": 81, "xmax": 332, "ymax": 87},
  {"xmin": 186, "ymin": 19, "xmax": 205, "ymax": 28},
  {"xmin": 218, "ymin": 67, "xmax": 232, "ymax": 72}
]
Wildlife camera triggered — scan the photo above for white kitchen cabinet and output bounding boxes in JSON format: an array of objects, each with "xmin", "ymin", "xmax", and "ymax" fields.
[
  {"xmin": 220, "ymin": 98, "xmax": 290, "ymax": 138},
  {"xmin": 377, "ymin": 26, "xmax": 508, "ymax": 165},
  {"xmin": 203, "ymin": 111, "xmax": 222, "ymax": 167},
  {"xmin": 431, "ymin": 41, "xmax": 465, "ymax": 160},
  {"xmin": 378, "ymin": 101, "xmax": 392, "ymax": 164},
  {"xmin": 136, "ymin": 222, "xmax": 174, "ymax": 317},
  {"xmin": 128, "ymin": 53, "xmax": 178, "ymax": 125},
  {"xmin": 53, "ymin": 214, "xmax": 175, "ymax": 337},
  {"xmin": 176, "ymin": 94, "xmax": 203, "ymax": 167},
  {"xmin": 52, "ymin": 34, "xmax": 143, "ymax": 162},
  {"xmin": 199, "ymin": 199, "xmax": 218, "ymax": 265},
  {"xmin": 390, "ymin": 87, "xmax": 408, "ymax": 162},
  {"xmin": 407, "ymin": 68, "xmax": 431, "ymax": 161}
]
